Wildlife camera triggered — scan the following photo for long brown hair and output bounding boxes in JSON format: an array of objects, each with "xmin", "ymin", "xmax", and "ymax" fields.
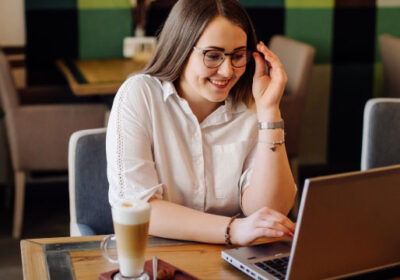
[{"xmin": 143, "ymin": 0, "xmax": 257, "ymax": 107}]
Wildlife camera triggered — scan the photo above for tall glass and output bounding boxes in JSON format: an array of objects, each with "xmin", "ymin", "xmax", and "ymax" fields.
[{"xmin": 101, "ymin": 200, "xmax": 151, "ymax": 280}]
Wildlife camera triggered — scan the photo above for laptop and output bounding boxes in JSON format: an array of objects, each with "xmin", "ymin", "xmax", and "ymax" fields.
[{"xmin": 222, "ymin": 165, "xmax": 400, "ymax": 280}]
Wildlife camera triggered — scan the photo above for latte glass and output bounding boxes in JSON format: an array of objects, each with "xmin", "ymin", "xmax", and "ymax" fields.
[{"xmin": 101, "ymin": 200, "xmax": 151, "ymax": 280}]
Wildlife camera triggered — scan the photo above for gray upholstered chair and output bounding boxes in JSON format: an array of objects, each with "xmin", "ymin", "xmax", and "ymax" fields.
[
  {"xmin": 269, "ymin": 35, "xmax": 315, "ymax": 183},
  {"xmin": 68, "ymin": 128, "xmax": 113, "ymax": 236},
  {"xmin": 0, "ymin": 48, "xmax": 108, "ymax": 238},
  {"xmin": 379, "ymin": 34, "xmax": 400, "ymax": 97},
  {"xmin": 361, "ymin": 98, "xmax": 400, "ymax": 171}
]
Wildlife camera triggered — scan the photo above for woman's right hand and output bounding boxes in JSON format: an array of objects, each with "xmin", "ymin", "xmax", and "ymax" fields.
[
  {"xmin": 252, "ymin": 41, "xmax": 287, "ymax": 120},
  {"xmin": 230, "ymin": 207, "xmax": 296, "ymax": 246}
]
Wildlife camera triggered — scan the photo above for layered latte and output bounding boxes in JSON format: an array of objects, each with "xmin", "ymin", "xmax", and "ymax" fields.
[{"xmin": 112, "ymin": 200, "xmax": 151, "ymax": 277}]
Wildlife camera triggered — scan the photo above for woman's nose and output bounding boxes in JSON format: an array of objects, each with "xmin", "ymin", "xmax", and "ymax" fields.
[{"xmin": 217, "ymin": 57, "xmax": 234, "ymax": 77}]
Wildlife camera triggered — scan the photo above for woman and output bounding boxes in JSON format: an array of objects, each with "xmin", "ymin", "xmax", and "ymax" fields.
[{"xmin": 106, "ymin": 0, "xmax": 296, "ymax": 246}]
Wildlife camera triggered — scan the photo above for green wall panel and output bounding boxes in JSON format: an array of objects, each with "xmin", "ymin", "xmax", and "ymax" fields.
[
  {"xmin": 79, "ymin": 9, "xmax": 132, "ymax": 59},
  {"xmin": 25, "ymin": 0, "xmax": 76, "ymax": 10},
  {"xmin": 78, "ymin": 0, "xmax": 131, "ymax": 9},
  {"xmin": 285, "ymin": 9, "xmax": 333, "ymax": 64},
  {"xmin": 286, "ymin": 0, "xmax": 334, "ymax": 8}
]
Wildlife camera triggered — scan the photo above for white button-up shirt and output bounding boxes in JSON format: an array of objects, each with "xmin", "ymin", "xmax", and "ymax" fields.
[{"xmin": 106, "ymin": 74, "xmax": 258, "ymax": 216}]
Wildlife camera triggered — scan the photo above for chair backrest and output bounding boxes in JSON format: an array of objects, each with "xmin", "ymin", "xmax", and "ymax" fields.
[
  {"xmin": 269, "ymin": 35, "xmax": 315, "ymax": 157},
  {"xmin": 361, "ymin": 98, "xmax": 400, "ymax": 170},
  {"xmin": 379, "ymin": 34, "xmax": 400, "ymax": 98},
  {"xmin": 68, "ymin": 128, "xmax": 113, "ymax": 236},
  {"xmin": 0, "ymin": 48, "xmax": 19, "ymax": 110}
]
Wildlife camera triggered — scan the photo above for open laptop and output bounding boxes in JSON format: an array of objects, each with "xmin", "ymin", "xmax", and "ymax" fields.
[{"xmin": 222, "ymin": 165, "xmax": 400, "ymax": 280}]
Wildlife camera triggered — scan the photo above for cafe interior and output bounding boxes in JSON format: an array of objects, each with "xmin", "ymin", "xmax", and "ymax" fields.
[{"xmin": 0, "ymin": 0, "xmax": 400, "ymax": 279}]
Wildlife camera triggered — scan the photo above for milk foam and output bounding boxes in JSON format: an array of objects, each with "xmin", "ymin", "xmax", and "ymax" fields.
[{"xmin": 112, "ymin": 200, "xmax": 151, "ymax": 225}]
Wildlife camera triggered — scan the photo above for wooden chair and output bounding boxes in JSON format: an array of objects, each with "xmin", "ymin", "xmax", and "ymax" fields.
[{"xmin": 0, "ymin": 48, "xmax": 108, "ymax": 238}]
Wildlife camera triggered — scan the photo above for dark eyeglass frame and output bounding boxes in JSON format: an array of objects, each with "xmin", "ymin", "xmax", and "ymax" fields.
[{"xmin": 193, "ymin": 46, "xmax": 252, "ymax": 69}]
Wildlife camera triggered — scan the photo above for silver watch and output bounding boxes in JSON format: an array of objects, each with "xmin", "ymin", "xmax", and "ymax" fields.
[{"xmin": 257, "ymin": 120, "xmax": 284, "ymax": 130}]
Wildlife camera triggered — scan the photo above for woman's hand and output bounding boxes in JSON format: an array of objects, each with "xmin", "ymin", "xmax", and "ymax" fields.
[
  {"xmin": 229, "ymin": 207, "xmax": 295, "ymax": 246},
  {"xmin": 252, "ymin": 41, "xmax": 287, "ymax": 120}
]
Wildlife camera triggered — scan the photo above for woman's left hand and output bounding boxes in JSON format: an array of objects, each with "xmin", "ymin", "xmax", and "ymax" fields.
[
  {"xmin": 252, "ymin": 41, "xmax": 287, "ymax": 119},
  {"xmin": 230, "ymin": 206, "xmax": 296, "ymax": 246}
]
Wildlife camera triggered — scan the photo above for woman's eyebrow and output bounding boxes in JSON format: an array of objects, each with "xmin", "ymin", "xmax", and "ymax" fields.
[{"xmin": 204, "ymin": 46, "xmax": 247, "ymax": 51}]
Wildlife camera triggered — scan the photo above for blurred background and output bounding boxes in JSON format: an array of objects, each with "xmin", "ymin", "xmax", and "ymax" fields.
[
  {"xmin": 1, "ymin": 0, "xmax": 400, "ymax": 180},
  {"xmin": 0, "ymin": 0, "xmax": 399, "ymax": 278}
]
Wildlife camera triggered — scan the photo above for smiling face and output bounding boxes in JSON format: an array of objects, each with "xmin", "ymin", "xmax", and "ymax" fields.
[{"xmin": 177, "ymin": 16, "xmax": 248, "ymax": 118}]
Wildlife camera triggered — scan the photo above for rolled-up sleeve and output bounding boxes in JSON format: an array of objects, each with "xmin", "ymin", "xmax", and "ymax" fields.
[{"xmin": 106, "ymin": 77, "xmax": 163, "ymax": 206}]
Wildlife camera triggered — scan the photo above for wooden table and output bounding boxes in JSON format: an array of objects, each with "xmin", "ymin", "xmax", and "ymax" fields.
[
  {"xmin": 21, "ymin": 235, "xmax": 400, "ymax": 280},
  {"xmin": 21, "ymin": 235, "xmax": 283, "ymax": 280},
  {"xmin": 56, "ymin": 58, "xmax": 148, "ymax": 96}
]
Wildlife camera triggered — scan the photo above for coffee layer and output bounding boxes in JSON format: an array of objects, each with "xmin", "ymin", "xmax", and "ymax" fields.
[{"xmin": 114, "ymin": 221, "xmax": 149, "ymax": 277}]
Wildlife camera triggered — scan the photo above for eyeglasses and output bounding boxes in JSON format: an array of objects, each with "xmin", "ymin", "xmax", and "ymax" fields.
[{"xmin": 193, "ymin": 46, "xmax": 252, "ymax": 68}]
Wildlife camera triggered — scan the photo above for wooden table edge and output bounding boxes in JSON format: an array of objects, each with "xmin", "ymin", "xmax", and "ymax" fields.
[
  {"xmin": 56, "ymin": 60, "xmax": 121, "ymax": 96},
  {"xmin": 21, "ymin": 239, "xmax": 48, "ymax": 280},
  {"xmin": 21, "ymin": 236, "xmax": 107, "ymax": 280}
]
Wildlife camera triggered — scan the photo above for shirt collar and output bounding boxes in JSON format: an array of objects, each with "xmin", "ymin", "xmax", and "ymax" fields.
[
  {"xmin": 161, "ymin": 80, "xmax": 248, "ymax": 126},
  {"xmin": 162, "ymin": 80, "xmax": 178, "ymax": 101}
]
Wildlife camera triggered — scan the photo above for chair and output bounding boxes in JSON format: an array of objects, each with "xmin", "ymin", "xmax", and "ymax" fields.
[
  {"xmin": 68, "ymin": 128, "xmax": 113, "ymax": 236},
  {"xmin": 379, "ymin": 34, "xmax": 400, "ymax": 97},
  {"xmin": 361, "ymin": 98, "xmax": 400, "ymax": 171},
  {"xmin": 269, "ymin": 35, "xmax": 316, "ymax": 183},
  {"xmin": 0, "ymin": 48, "xmax": 108, "ymax": 239}
]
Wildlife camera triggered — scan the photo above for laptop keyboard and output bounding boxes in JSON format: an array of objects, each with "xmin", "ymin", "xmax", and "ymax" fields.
[{"xmin": 254, "ymin": 256, "xmax": 289, "ymax": 280}]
